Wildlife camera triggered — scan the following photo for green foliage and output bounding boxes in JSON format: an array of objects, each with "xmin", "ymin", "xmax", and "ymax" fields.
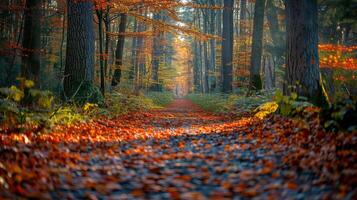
[
  {"xmin": 187, "ymin": 93, "xmax": 272, "ymax": 114},
  {"xmin": 0, "ymin": 79, "xmax": 55, "ymax": 127},
  {"xmin": 235, "ymin": 94, "xmax": 272, "ymax": 113},
  {"xmin": 273, "ymin": 90, "xmax": 315, "ymax": 116},
  {"xmin": 145, "ymin": 92, "xmax": 174, "ymax": 107},
  {"xmin": 320, "ymin": 98, "xmax": 357, "ymax": 132},
  {"xmin": 187, "ymin": 93, "xmax": 239, "ymax": 113},
  {"xmin": 105, "ymin": 92, "xmax": 157, "ymax": 117},
  {"xmin": 71, "ymin": 81, "xmax": 104, "ymax": 105},
  {"xmin": 49, "ymin": 107, "xmax": 86, "ymax": 126}
]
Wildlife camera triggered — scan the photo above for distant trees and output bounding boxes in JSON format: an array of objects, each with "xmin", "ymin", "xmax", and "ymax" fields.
[
  {"xmin": 285, "ymin": 0, "xmax": 327, "ymax": 105},
  {"xmin": 0, "ymin": 0, "xmax": 348, "ymax": 106},
  {"xmin": 63, "ymin": 0, "xmax": 95, "ymax": 99}
]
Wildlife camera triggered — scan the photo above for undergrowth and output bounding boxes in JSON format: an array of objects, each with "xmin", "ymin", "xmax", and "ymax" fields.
[
  {"xmin": 188, "ymin": 91, "xmax": 356, "ymax": 132},
  {"xmin": 0, "ymin": 80, "xmax": 174, "ymax": 134},
  {"xmin": 145, "ymin": 91, "xmax": 174, "ymax": 107},
  {"xmin": 187, "ymin": 93, "xmax": 271, "ymax": 114},
  {"xmin": 187, "ymin": 93, "xmax": 240, "ymax": 113}
]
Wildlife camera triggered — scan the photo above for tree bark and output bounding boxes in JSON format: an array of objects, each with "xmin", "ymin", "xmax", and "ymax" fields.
[
  {"xmin": 104, "ymin": 9, "xmax": 110, "ymax": 77},
  {"xmin": 111, "ymin": 13, "xmax": 127, "ymax": 87},
  {"xmin": 221, "ymin": 0, "xmax": 234, "ymax": 93},
  {"xmin": 64, "ymin": 0, "xmax": 95, "ymax": 98},
  {"xmin": 96, "ymin": 10, "xmax": 105, "ymax": 96},
  {"xmin": 285, "ymin": 0, "xmax": 328, "ymax": 106},
  {"xmin": 22, "ymin": 0, "xmax": 42, "ymax": 85},
  {"xmin": 130, "ymin": 18, "xmax": 138, "ymax": 81},
  {"xmin": 209, "ymin": 0, "xmax": 217, "ymax": 91},
  {"xmin": 203, "ymin": 12, "xmax": 210, "ymax": 93},
  {"xmin": 150, "ymin": 13, "xmax": 162, "ymax": 91},
  {"xmin": 249, "ymin": 0, "xmax": 265, "ymax": 91}
]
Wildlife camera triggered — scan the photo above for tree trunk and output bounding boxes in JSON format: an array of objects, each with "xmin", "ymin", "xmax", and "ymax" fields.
[
  {"xmin": 111, "ymin": 13, "xmax": 127, "ymax": 87},
  {"xmin": 136, "ymin": 19, "xmax": 146, "ymax": 90},
  {"xmin": 285, "ymin": 0, "xmax": 328, "ymax": 106},
  {"xmin": 150, "ymin": 13, "xmax": 162, "ymax": 91},
  {"xmin": 221, "ymin": 0, "xmax": 234, "ymax": 93},
  {"xmin": 64, "ymin": 0, "xmax": 95, "ymax": 98},
  {"xmin": 193, "ymin": 41, "xmax": 201, "ymax": 92},
  {"xmin": 209, "ymin": 1, "xmax": 216, "ymax": 91},
  {"xmin": 249, "ymin": 0, "xmax": 265, "ymax": 91},
  {"xmin": 130, "ymin": 19, "xmax": 138, "ymax": 81},
  {"xmin": 96, "ymin": 10, "xmax": 105, "ymax": 96},
  {"xmin": 22, "ymin": 0, "xmax": 42, "ymax": 85},
  {"xmin": 203, "ymin": 14, "xmax": 210, "ymax": 93},
  {"xmin": 104, "ymin": 9, "xmax": 110, "ymax": 77}
]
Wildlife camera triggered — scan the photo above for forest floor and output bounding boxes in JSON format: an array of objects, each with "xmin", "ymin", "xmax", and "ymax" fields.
[{"xmin": 0, "ymin": 99, "xmax": 356, "ymax": 199}]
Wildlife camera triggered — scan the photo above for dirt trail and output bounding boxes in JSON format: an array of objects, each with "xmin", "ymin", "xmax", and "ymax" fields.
[{"xmin": 0, "ymin": 99, "xmax": 340, "ymax": 199}]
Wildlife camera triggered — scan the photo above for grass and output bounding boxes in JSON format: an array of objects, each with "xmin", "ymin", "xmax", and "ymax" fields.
[{"xmin": 187, "ymin": 93, "xmax": 272, "ymax": 114}]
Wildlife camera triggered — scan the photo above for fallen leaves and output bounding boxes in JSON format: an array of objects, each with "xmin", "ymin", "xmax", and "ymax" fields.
[{"xmin": 0, "ymin": 99, "xmax": 356, "ymax": 199}]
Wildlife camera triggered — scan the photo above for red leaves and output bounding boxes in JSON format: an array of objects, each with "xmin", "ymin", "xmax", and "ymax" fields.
[
  {"xmin": 0, "ymin": 99, "xmax": 356, "ymax": 199},
  {"xmin": 319, "ymin": 44, "xmax": 357, "ymax": 70}
]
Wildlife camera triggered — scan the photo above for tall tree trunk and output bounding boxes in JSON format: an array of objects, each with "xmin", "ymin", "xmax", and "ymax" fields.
[
  {"xmin": 285, "ymin": 0, "xmax": 328, "ymax": 106},
  {"xmin": 209, "ymin": 0, "xmax": 217, "ymax": 91},
  {"xmin": 203, "ymin": 13, "xmax": 210, "ymax": 93},
  {"xmin": 22, "ymin": 0, "xmax": 42, "ymax": 85},
  {"xmin": 64, "ymin": 0, "xmax": 95, "ymax": 98},
  {"xmin": 150, "ymin": 13, "xmax": 162, "ymax": 91},
  {"xmin": 221, "ymin": 0, "xmax": 234, "ymax": 93},
  {"xmin": 249, "ymin": 0, "xmax": 265, "ymax": 91},
  {"xmin": 136, "ymin": 20, "xmax": 146, "ymax": 90},
  {"xmin": 104, "ymin": 9, "xmax": 110, "ymax": 77},
  {"xmin": 130, "ymin": 18, "xmax": 138, "ymax": 81},
  {"xmin": 111, "ymin": 13, "xmax": 127, "ymax": 87},
  {"xmin": 193, "ymin": 41, "xmax": 201, "ymax": 92},
  {"xmin": 198, "ymin": 41, "xmax": 204, "ymax": 93},
  {"xmin": 96, "ymin": 10, "xmax": 105, "ymax": 96}
]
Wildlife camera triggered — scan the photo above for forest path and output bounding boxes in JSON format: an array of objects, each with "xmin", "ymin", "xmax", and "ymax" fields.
[{"xmin": 1, "ymin": 99, "xmax": 335, "ymax": 199}]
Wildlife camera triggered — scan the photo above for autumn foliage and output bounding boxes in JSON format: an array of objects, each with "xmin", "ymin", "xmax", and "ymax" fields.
[
  {"xmin": 319, "ymin": 44, "xmax": 357, "ymax": 71},
  {"xmin": 1, "ymin": 99, "xmax": 357, "ymax": 199}
]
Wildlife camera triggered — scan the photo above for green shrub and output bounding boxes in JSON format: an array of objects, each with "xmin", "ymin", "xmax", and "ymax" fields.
[
  {"xmin": 320, "ymin": 98, "xmax": 357, "ymax": 132},
  {"xmin": 273, "ymin": 90, "xmax": 315, "ymax": 117},
  {"xmin": 187, "ymin": 93, "xmax": 239, "ymax": 113},
  {"xmin": 105, "ymin": 92, "xmax": 156, "ymax": 117},
  {"xmin": 0, "ymin": 78, "xmax": 55, "ymax": 127},
  {"xmin": 70, "ymin": 81, "xmax": 104, "ymax": 105},
  {"xmin": 145, "ymin": 91, "xmax": 174, "ymax": 107},
  {"xmin": 235, "ymin": 95, "xmax": 272, "ymax": 113}
]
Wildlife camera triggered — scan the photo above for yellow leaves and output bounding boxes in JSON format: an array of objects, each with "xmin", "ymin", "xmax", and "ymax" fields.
[
  {"xmin": 9, "ymin": 86, "xmax": 24, "ymax": 102},
  {"xmin": 83, "ymin": 103, "xmax": 98, "ymax": 112},
  {"xmin": 24, "ymin": 80, "xmax": 35, "ymax": 88},
  {"xmin": 254, "ymin": 101, "xmax": 278, "ymax": 119}
]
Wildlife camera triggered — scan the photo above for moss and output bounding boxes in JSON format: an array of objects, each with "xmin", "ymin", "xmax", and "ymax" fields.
[{"xmin": 64, "ymin": 81, "xmax": 104, "ymax": 105}]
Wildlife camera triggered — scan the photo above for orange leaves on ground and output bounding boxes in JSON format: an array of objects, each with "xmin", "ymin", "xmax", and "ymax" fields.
[{"xmin": 1, "ymin": 99, "xmax": 357, "ymax": 199}]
